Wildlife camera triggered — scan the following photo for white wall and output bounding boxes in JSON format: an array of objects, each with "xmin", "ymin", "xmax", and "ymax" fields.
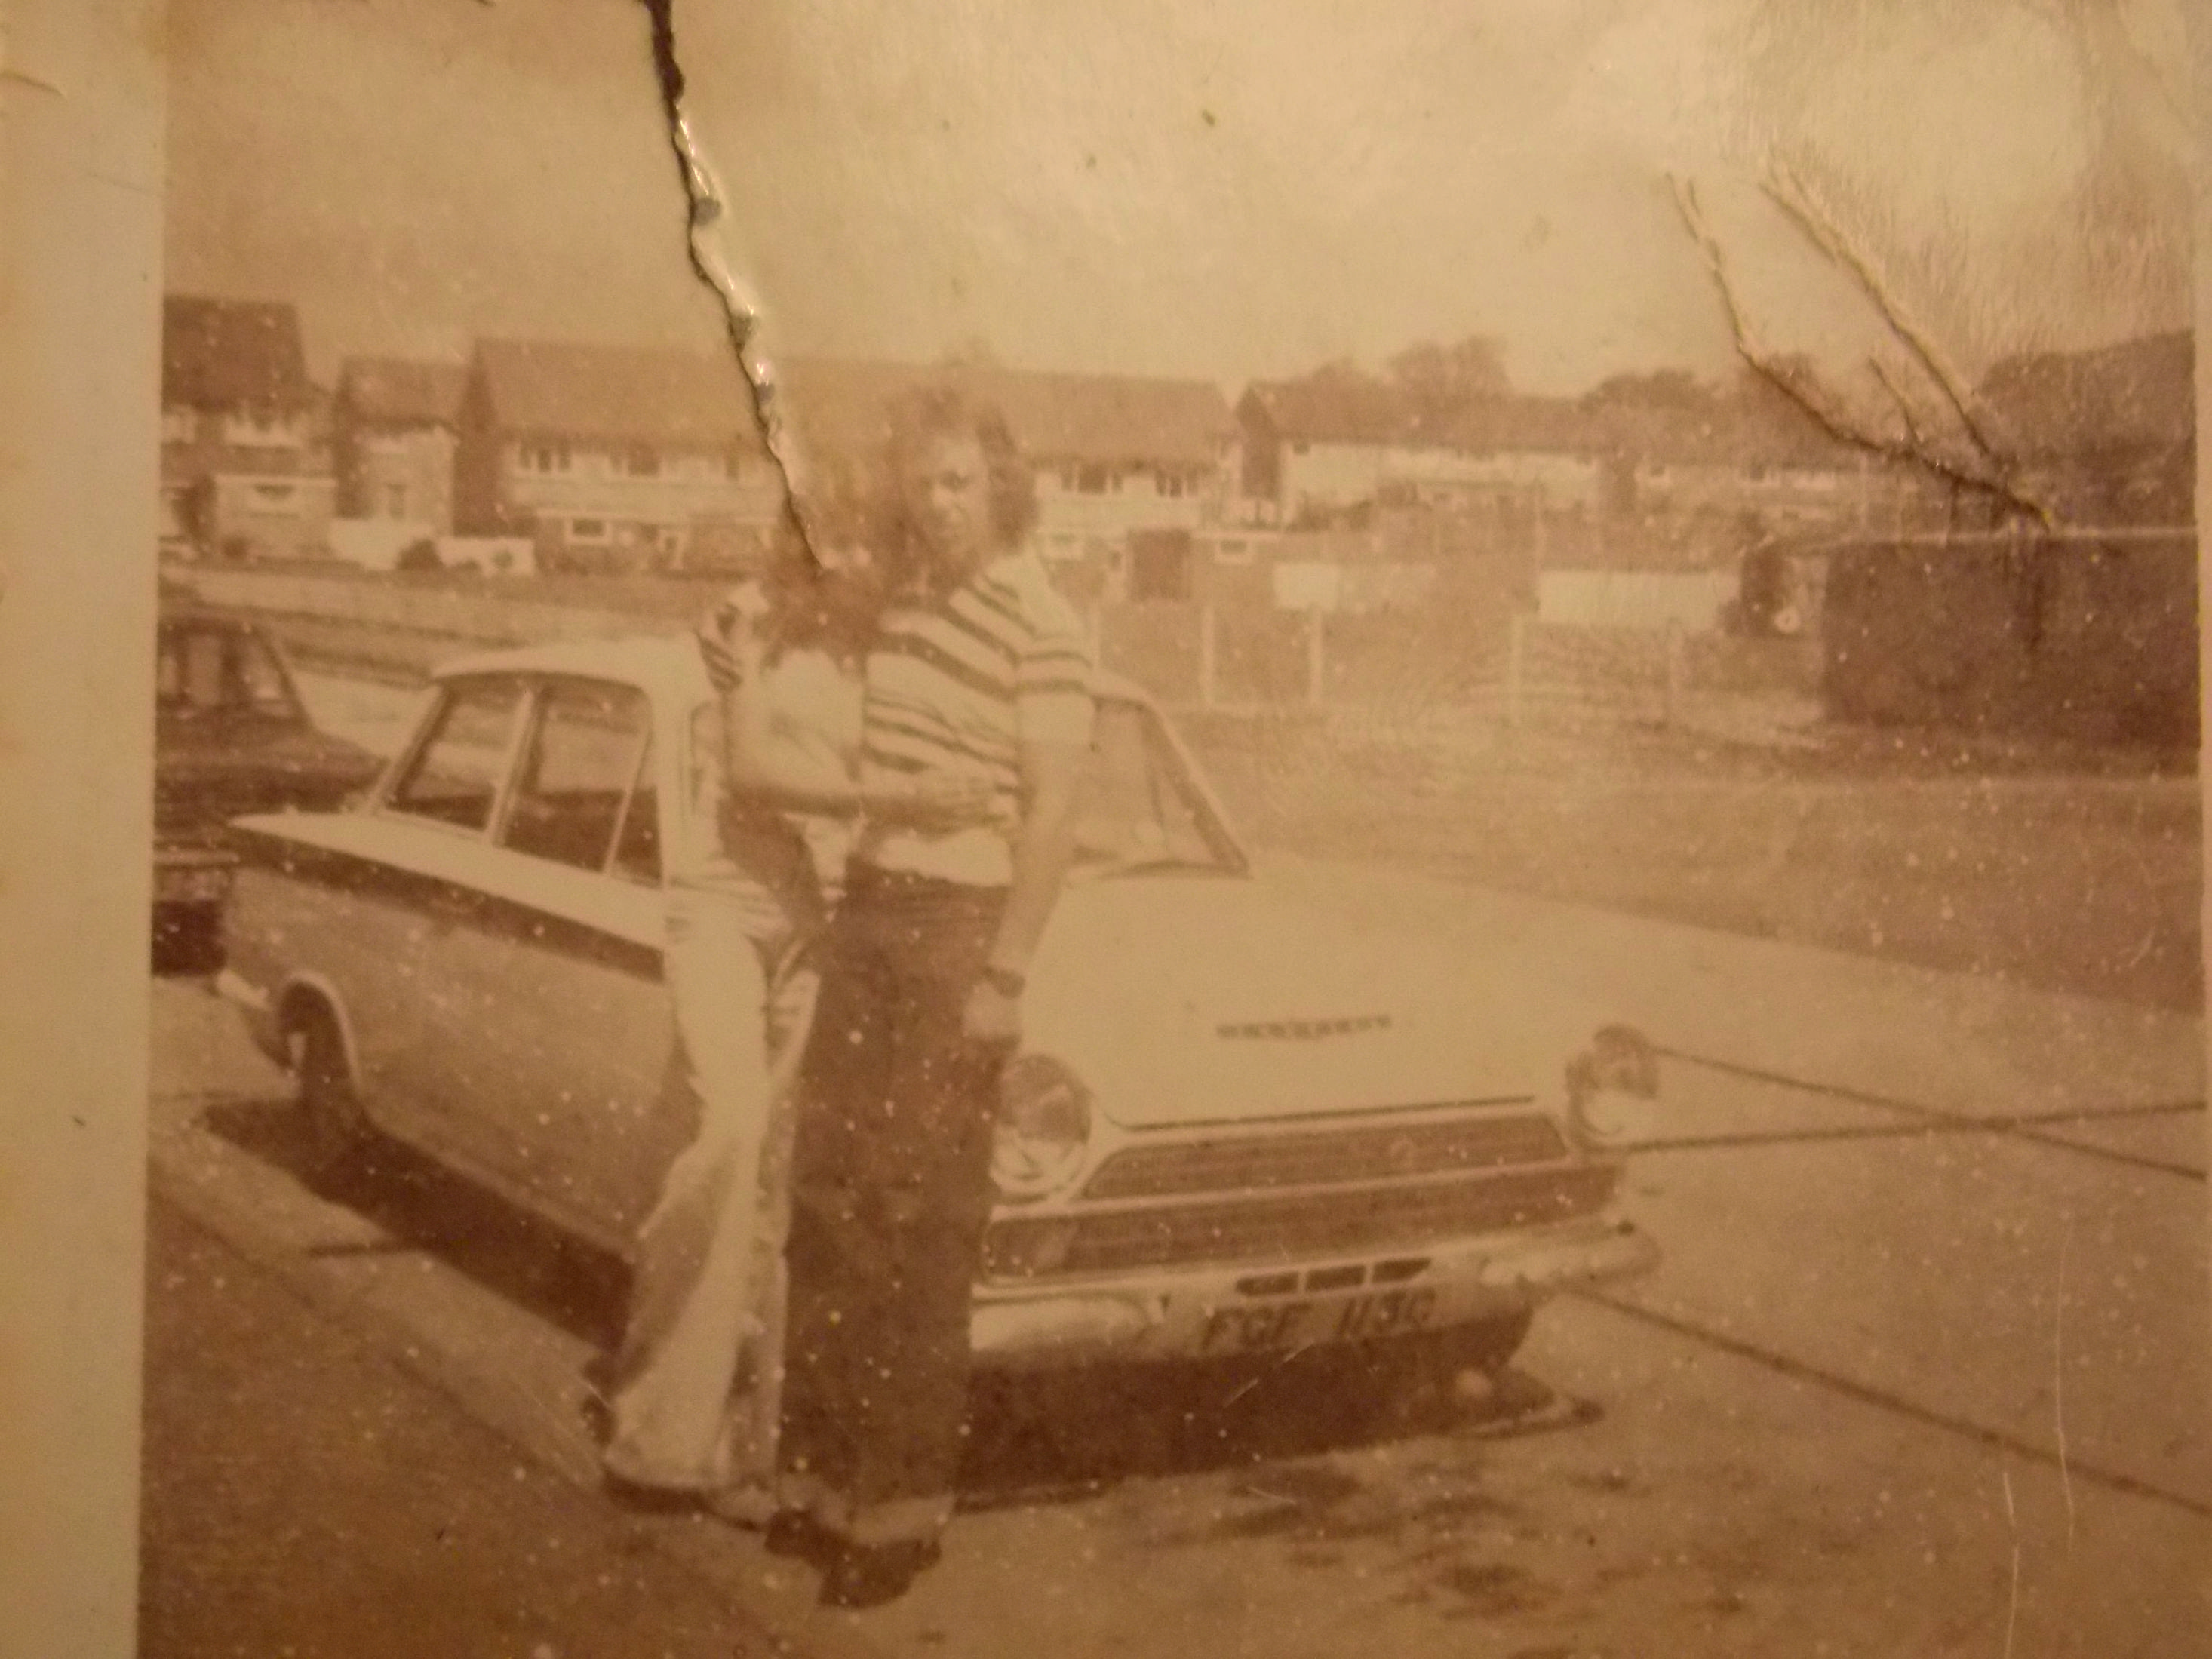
[
  {"xmin": 0, "ymin": 6, "xmax": 165, "ymax": 1655},
  {"xmin": 1537, "ymin": 567, "xmax": 1740, "ymax": 632}
]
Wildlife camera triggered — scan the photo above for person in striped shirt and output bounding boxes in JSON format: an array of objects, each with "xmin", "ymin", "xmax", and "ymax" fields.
[
  {"xmin": 601, "ymin": 522, "xmax": 992, "ymax": 1526},
  {"xmin": 773, "ymin": 382, "xmax": 1095, "ymax": 1607}
]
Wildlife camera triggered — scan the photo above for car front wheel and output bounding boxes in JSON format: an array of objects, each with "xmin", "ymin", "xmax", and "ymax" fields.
[{"xmin": 1419, "ymin": 1306, "xmax": 1535, "ymax": 1379}]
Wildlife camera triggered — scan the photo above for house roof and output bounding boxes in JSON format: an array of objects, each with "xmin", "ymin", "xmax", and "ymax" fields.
[
  {"xmin": 776, "ymin": 358, "xmax": 1232, "ymax": 470},
  {"xmin": 472, "ymin": 338, "xmax": 759, "ymax": 450},
  {"xmin": 1978, "ymin": 331, "xmax": 2193, "ymax": 462},
  {"xmin": 339, "ymin": 356, "xmax": 469, "ymax": 429},
  {"xmin": 1239, "ymin": 378, "xmax": 1435, "ymax": 447},
  {"xmin": 465, "ymin": 340, "xmax": 1233, "ymax": 469},
  {"xmin": 163, "ymin": 296, "xmax": 313, "ymax": 410}
]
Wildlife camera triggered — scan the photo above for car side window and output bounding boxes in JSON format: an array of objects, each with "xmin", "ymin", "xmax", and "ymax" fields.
[
  {"xmin": 501, "ymin": 680, "xmax": 653, "ymax": 874},
  {"xmin": 1074, "ymin": 700, "xmax": 1215, "ymax": 867},
  {"xmin": 386, "ymin": 677, "xmax": 526, "ymax": 833},
  {"xmin": 158, "ymin": 628, "xmax": 227, "ymax": 714},
  {"xmin": 156, "ymin": 623, "xmax": 297, "ymax": 718},
  {"xmin": 232, "ymin": 629, "xmax": 298, "ymax": 717}
]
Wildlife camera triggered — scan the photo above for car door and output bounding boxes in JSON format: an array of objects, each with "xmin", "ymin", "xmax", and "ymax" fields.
[
  {"xmin": 346, "ymin": 672, "xmax": 536, "ymax": 1159},
  {"xmin": 401, "ymin": 674, "xmax": 675, "ymax": 1246}
]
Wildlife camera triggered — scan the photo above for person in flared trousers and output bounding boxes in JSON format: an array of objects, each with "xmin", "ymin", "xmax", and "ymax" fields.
[{"xmin": 599, "ymin": 536, "xmax": 990, "ymax": 1521}]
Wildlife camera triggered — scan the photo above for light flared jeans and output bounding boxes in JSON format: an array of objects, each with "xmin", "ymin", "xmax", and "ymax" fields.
[{"xmin": 601, "ymin": 880, "xmax": 819, "ymax": 1503}]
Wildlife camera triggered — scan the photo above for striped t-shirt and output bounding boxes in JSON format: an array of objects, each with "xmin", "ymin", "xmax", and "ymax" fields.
[{"xmin": 854, "ymin": 547, "xmax": 1095, "ymax": 888}]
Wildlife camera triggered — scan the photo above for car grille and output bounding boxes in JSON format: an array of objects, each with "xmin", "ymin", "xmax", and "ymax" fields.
[
  {"xmin": 984, "ymin": 1163, "xmax": 1618, "ymax": 1280},
  {"xmin": 1082, "ymin": 1111, "xmax": 1568, "ymax": 1200}
]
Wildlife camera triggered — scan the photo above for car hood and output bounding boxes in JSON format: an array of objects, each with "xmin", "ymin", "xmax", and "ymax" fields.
[
  {"xmin": 1027, "ymin": 871, "xmax": 1590, "ymax": 1130},
  {"xmin": 155, "ymin": 721, "xmax": 383, "ymax": 841}
]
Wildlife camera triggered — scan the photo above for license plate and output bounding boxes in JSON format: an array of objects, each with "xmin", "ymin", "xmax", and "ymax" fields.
[{"xmin": 1197, "ymin": 1286, "xmax": 1438, "ymax": 1354}]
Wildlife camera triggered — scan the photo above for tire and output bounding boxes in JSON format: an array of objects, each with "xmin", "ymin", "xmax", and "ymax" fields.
[
  {"xmin": 1291, "ymin": 1307, "xmax": 1538, "ymax": 1439},
  {"xmin": 1420, "ymin": 1307, "xmax": 1535, "ymax": 1378},
  {"xmin": 1388, "ymin": 1308, "xmax": 1540, "ymax": 1428},
  {"xmin": 288, "ymin": 1006, "xmax": 376, "ymax": 1192}
]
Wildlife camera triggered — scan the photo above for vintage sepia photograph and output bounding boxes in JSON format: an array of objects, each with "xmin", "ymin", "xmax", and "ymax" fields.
[{"xmin": 29, "ymin": 0, "xmax": 2201, "ymax": 1652}]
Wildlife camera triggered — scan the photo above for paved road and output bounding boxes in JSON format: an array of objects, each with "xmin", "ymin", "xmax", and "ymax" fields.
[
  {"xmin": 150, "ymin": 912, "xmax": 2208, "ymax": 1659},
  {"xmin": 250, "ymin": 666, "xmax": 2212, "ymax": 1653},
  {"xmin": 142, "ymin": 1196, "xmax": 816, "ymax": 1659}
]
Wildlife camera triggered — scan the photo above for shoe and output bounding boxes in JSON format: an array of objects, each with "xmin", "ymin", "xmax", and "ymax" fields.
[
  {"xmin": 601, "ymin": 1471, "xmax": 704, "ymax": 1516},
  {"xmin": 762, "ymin": 1508, "xmax": 833, "ymax": 1562},
  {"xmin": 819, "ymin": 1538, "xmax": 942, "ymax": 1610}
]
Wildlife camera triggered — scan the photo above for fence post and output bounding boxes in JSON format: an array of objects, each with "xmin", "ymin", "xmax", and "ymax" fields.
[
  {"xmin": 1197, "ymin": 602, "xmax": 1218, "ymax": 710},
  {"xmin": 1506, "ymin": 612, "xmax": 1526, "ymax": 730},
  {"xmin": 1304, "ymin": 606, "xmax": 1326, "ymax": 705},
  {"xmin": 1662, "ymin": 616, "xmax": 1685, "ymax": 728}
]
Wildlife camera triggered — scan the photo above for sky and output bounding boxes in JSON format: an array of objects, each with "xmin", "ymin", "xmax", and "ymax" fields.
[{"xmin": 167, "ymin": 0, "xmax": 2195, "ymax": 403}]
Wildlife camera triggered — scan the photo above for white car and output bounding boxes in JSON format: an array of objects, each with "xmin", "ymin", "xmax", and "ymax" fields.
[{"xmin": 218, "ymin": 637, "xmax": 1658, "ymax": 1379}]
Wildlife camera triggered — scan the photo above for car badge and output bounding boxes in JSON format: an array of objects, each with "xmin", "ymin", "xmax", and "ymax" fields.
[{"xmin": 1215, "ymin": 1014, "xmax": 1393, "ymax": 1040}]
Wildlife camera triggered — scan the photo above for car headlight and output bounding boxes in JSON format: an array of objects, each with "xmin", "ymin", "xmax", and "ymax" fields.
[
  {"xmin": 991, "ymin": 1054, "xmax": 1093, "ymax": 1203},
  {"xmin": 1565, "ymin": 1024, "xmax": 1661, "ymax": 1151}
]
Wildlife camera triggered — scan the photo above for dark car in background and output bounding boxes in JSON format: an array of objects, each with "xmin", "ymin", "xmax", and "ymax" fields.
[{"xmin": 153, "ymin": 588, "xmax": 383, "ymax": 971}]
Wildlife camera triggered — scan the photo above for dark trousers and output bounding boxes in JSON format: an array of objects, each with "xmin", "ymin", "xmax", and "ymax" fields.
[{"xmin": 777, "ymin": 865, "xmax": 1008, "ymax": 1547}]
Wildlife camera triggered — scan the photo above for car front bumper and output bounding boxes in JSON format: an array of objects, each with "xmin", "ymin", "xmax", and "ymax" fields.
[{"xmin": 969, "ymin": 1212, "xmax": 1658, "ymax": 1371}]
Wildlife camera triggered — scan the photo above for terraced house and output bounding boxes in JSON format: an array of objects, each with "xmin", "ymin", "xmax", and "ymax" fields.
[
  {"xmin": 161, "ymin": 295, "xmax": 335, "ymax": 561},
  {"xmin": 779, "ymin": 356, "xmax": 1234, "ymax": 600},
  {"xmin": 452, "ymin": 338, "xmax": 781, "ymax": 572},
  {"xmin": 331, "ymin": 356, "xmax": 469, "ymax": 534}
]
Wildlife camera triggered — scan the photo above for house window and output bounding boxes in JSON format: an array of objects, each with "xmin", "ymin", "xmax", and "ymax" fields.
[
  {"xmin": 250, "ymin": 482, "xmax": 300, "ymax": 513},
  {"xmin": 622, "ymin": 444, "xmax": 660, "ymax": 478},
  {"xmin": 382, "ymin": 482, "xmax": 409, "ymax": 518},
  {"xmin": 1075, "ymin": 464, "xmax": 1112, "ymax": 495},
  {"xmin": 520, "ymin": 441, "xmax": 572, "ymax": 474},
  {"xmin": 1160, "ymin": 472, "xmax": 1187, "ymax": 499},
  {"xmin": 161, "ymin": 406, "xmax": 195, "ymax": 444},
  {"xmin": 222, "ymin": 410, "xmax": 303, "ymax": 447},
  {"xmin": 568, "ymin": 517, "xmax": 607, "ymax": 542},
  {"xmin": 1212, "ymin": 537, "xmax": 1253, "ymax": 567}
]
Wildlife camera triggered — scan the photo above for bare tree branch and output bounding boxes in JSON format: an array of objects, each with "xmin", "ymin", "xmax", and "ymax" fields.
[
  {"xmin": 1667, "ymin": 173, "xmax": 2053, "ymax": 528},
  {"xmin": 1759, "ymin": 164, "xmax": 2019, "ymax": 482}
]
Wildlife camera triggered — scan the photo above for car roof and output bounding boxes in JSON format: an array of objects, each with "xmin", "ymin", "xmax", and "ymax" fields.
[{"xmin": 432, "ymin": 634, "xmax": 1157, "ymax": 707}]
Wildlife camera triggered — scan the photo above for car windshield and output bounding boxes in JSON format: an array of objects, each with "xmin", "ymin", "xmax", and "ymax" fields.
[
  {"xmin": 1069, "ymin": 699, "xmax": 1243, "ymax": 878},
  {"xmin": 157, "ymin": 621, "xmax": 301, "ymax": 720}
]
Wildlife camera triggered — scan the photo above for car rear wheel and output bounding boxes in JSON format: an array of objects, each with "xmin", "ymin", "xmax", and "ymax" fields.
[{"xmin": 289, "ymin": 1007, "xmax": 375, "ymax": 1193}]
